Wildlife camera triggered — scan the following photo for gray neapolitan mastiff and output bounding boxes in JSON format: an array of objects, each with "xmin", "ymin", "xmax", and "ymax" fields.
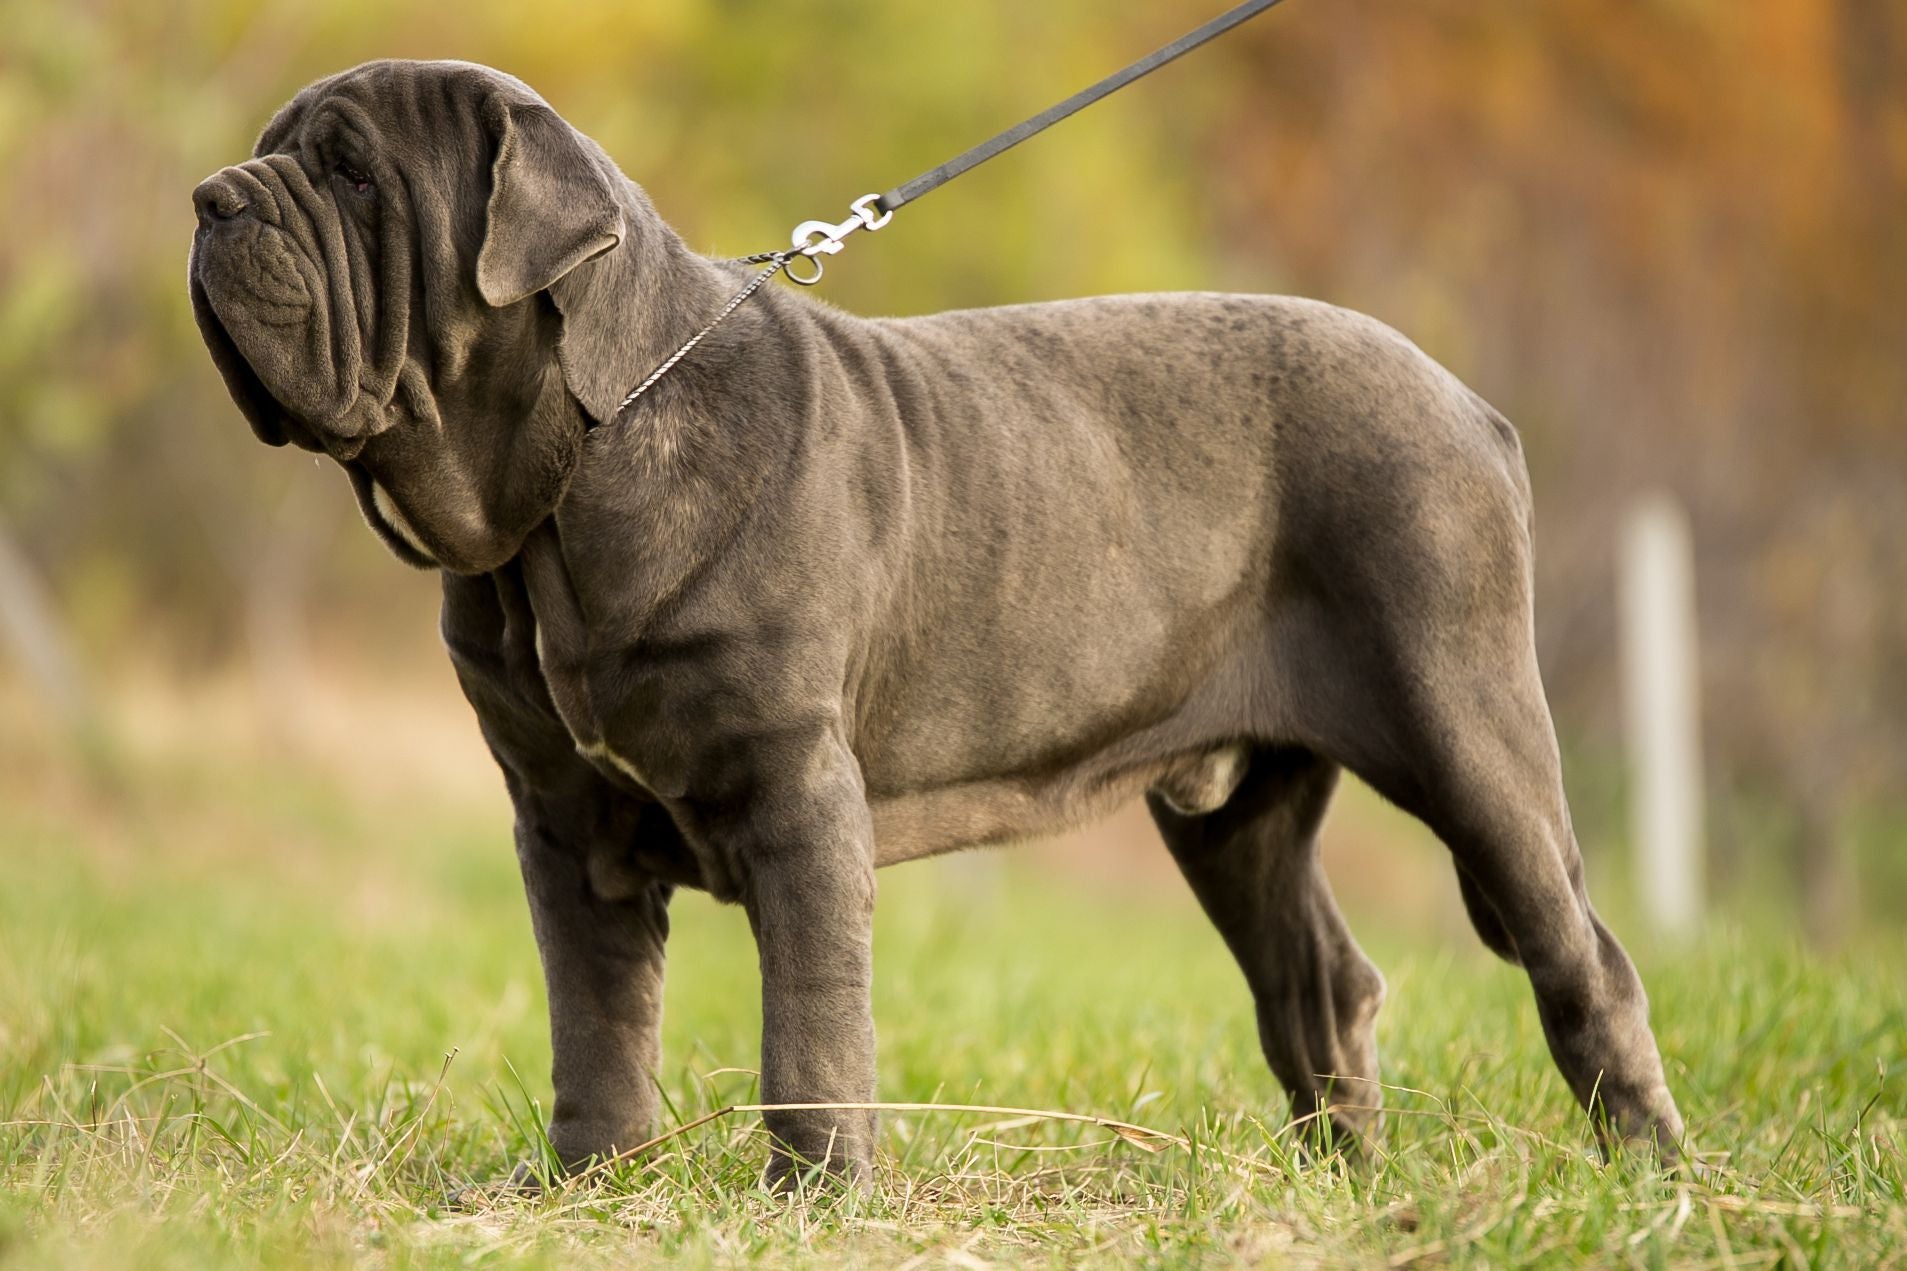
[{"xmin": 189, "ymin": 60, "xmax": 1685, "ymax": 1185}]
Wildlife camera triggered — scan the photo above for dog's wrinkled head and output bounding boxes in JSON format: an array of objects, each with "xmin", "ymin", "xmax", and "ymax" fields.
[{"xmin": 189, "ymin": 60, "xmax": 630, "ymax": 572}]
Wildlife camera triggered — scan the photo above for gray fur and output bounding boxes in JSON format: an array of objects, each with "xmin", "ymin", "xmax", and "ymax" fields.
[{"xmin": 189, "ymin": 60, "xmax": 1685, "ymax": 1186}]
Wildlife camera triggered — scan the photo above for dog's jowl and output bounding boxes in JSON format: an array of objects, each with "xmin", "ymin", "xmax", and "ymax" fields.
[{"xmin": 190, "ymin": 59, "xmax": 1685, "ymax": 1187}]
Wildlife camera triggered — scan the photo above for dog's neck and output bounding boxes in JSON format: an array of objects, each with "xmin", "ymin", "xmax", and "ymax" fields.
[{"xmin": 532, "ymin": 180, "xmax": 819, "ymax": 630}]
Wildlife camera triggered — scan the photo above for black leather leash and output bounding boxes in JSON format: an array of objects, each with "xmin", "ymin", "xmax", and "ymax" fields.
[
  {"xmin": 607, "ymin": 0, "xmax": 1288, "ymax": 423},
  {"xmin": 873, "ymin": 0, "xmax": 1288, "ymax": 216}
]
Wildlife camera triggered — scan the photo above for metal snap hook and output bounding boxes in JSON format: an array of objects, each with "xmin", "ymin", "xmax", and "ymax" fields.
[{"xmin": 792, "ymin": 219, "xmax": 852, "ymax": 257}]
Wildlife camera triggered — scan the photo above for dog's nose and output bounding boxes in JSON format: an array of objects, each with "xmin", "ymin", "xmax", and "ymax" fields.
[{"xmin": 192, "ymin": 175, "xmax": 248, "ymax": 228}]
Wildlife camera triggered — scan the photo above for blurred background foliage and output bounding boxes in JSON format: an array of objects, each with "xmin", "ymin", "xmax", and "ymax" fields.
[{"xmin": 1, "ymin": 0, "xmax": 1903, "ymax": 935}]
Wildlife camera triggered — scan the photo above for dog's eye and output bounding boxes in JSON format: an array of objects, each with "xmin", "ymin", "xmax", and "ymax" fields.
[{"xmin": 332, "ymin": 160, "xmax": 374, "ymax": 197}]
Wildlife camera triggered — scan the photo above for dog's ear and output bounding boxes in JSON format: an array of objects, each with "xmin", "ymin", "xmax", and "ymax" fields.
[{"xmin": 476, "ymin": 101, "xmax": 624, "ymax": 308}]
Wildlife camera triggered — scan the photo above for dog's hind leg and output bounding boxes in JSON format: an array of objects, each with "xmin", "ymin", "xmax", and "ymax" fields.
[
  {"xmin": 1148, "ymin": 748, "xmax": 1386, "ymax": 1153},
  {"xmin": 1280, "ymin": 455, "xmax": 1686, "ymax": 1160},
  {"xmin": 1456, "ymin": 861, "xmax": 1522, "ymax": 965},
  {"xmin": 1326, "ymin": 652, "xmax": 1685, "ymax": 1158}
]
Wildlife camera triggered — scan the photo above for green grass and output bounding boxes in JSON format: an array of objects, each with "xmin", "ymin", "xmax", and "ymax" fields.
[{"xmin": 1, "ymin": 732, "xmax": 1902, "ymax": 1267}]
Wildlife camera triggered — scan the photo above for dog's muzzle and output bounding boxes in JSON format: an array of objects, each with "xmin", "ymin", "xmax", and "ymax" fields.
[{"xmin": 188, "ymin": 160, "xmax": 391, "ymax": 457}]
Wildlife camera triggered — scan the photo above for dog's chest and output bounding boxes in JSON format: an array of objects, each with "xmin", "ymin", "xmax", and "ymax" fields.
[
  {"xmin": 511, "ymin": 548, "xmax": 675, "ymax": 797},
  {"xmin": 527, "ymin": 624, "xmax": 671, "ymax": 795}
]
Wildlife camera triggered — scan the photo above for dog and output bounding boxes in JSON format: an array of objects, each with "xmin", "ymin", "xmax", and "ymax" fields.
[{"xmin": 189, "ymin": 59, "xmax": 1685, "ymax": 1186}]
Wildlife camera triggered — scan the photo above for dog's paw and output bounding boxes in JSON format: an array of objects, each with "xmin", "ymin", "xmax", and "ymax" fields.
[
  {"xmin": 763, "ymin": 1149, "xmax": 874, "ymax": 1199},
  {"xmin": 447, "ymin": 1160, "xmax": 546, "ymax": 1209}
]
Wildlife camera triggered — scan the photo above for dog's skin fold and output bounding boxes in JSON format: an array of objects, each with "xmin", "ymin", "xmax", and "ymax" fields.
[{"xmin": 189, "ymin": 59, "xmax": 1685, "ymax": 1187}]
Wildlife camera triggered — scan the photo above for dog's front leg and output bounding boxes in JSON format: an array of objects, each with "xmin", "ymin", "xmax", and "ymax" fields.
[
  {"xmin": 513, "ymin": 789, "xmax": 673, "ymax": 1173},
  {"xmin": 720, "ymin": 741, "xmax": 879, "ymax": 1189},
  {"xmin": 445, "ymin": 571, "xmax": 675, "ymax": 1176}
]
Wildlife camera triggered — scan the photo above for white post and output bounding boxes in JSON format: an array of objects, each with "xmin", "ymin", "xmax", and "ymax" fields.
[{"xmin": 1619, "ymin": 494, "xmax": 1704, "ymax": 938}]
